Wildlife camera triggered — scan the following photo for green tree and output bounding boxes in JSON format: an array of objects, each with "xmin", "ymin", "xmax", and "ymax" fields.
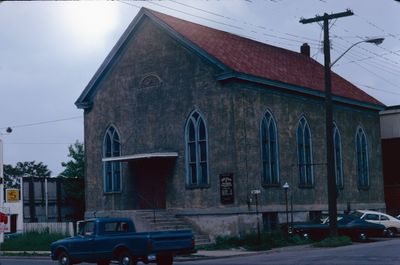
[
  {"xmin": 3, "ymin": 161, "xmax": 51, "ymax": 188},
  {"xmin": 60, "ymin": 140, "xmax": 84, "ymax": 179},
  {"xmin": 14, "ymin": 161, "xmax": 51, "ymax": 177},
  {"xmin": 3, "ymin": 164, "xmax": 21, "ymax": 188},
  {"xmin": 59, "ymin": 140, "xmax": 85, "ymax": 221}
]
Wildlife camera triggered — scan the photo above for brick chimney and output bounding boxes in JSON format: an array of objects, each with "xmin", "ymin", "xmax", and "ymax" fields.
[{"xmin": 300, "ymin": 43, "xmax": 310, "ymax": 57}]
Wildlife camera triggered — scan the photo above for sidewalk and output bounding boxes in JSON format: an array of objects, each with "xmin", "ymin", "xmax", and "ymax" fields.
[
  {"xmin": 0, "ymin": 245, "xmax": 311, "ymax": 261},
  {"xmin": 177, "ymin": 244, "xmax": 310, "ymax": 261}
]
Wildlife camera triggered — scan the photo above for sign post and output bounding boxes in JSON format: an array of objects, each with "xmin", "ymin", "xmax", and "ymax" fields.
[{"xmin": 251, "ymin": 189, "xmax": 261, "ymax": 243}]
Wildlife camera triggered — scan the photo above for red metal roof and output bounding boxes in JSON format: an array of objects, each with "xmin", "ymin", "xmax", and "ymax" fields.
[{"xmin": 150, "ymin": 10, "xmax": 383, "ymax": 106}]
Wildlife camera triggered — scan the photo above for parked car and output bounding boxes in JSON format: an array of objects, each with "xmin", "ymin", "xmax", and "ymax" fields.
[
  {"xmin": 351, "ymin": 210, "xmax": 400, "ymax": 237},
  {"xmin": 290, "ymin": 214, "xmax": 385, "ymax": 241},
  {"xmin": 50, "ymin": 217, "xmax": 195, "ymax": 265}
]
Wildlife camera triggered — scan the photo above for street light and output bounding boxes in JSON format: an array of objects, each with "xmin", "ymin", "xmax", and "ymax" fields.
[
  {"xmin": 324, "ymin": 37, "xmax": 384, "ymax": 236},
  {"xmin": 330, "ymin": 38, "xmax": 385, "ymax": 67},
  {"xmin": 282, "ymin": 182, "xmax": 289, "ymax": 235}
]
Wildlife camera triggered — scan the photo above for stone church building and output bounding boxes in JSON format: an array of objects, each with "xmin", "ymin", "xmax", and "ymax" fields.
[{"xmin": 76, "ymin": 8, "xmax": 385, "ymax": 238}]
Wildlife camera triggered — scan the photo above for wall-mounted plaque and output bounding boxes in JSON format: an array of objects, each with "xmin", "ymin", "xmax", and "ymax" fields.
[{"xmin": 220, "ymin": 173, "xmax": 234, "ymax": 204}]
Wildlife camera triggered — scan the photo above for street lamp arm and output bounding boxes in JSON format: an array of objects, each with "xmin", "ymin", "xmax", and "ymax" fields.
[
  {"xmin": 330, "ymin": 37, "xmax": 384, "ymax": 68},
  {"xmin": 330, "ymin": 41, "xmax": 362, "ymax": 68}
]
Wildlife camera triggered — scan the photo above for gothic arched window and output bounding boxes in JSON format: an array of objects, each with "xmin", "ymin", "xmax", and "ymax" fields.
[
  {"xmin": 261, "ymin": 110, "xmax": 279, "ymax": 185},
  {"xmin": 356, "ymin": 127, "xmax": 369, "ymax": 188},
  {"xmin": 103, "ymin": 126, "xmax": 121, "ymax": 192},
  {"xmin": 297, "ymin": 117, "xmax": 313, "ymax": 187},
  {"xmin": 185, "ymin": 111, "xmax": 209, "ymax": 187}
]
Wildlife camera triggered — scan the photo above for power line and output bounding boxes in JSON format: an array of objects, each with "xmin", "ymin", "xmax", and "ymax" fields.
[
  {"xmin": 333, "ymin": 23, "xmax": 400, "ymax": 61},
  {"xmin": 168, "ymin": 0, "xmax": 232, "ymax": 20},
  {"xmin": 143, "ymin": 0, "xmax": 244, "ymax": 30},
  {"xmin": 354, "ymin": 13, "xmax": 400, "ymax": 44},
  {"xmin": 332, "ymin": 42, "xmax": 400, "ymax": 76},
  {"xmin": 354, "ymin": 83, "xmax": 400, "ymax": 96},
  {"xmin": 331, "ymin": 33, "xmax": 400, "ymax": 70},
  {"xmin": 352, "ymin": 60, "xmax": 400, "ymax": 90},
  {"xmin": 332, "ymin": 44, "xmax": 400, "ymax": 76},
  {"xmin": 312, "ymin": 26, "xmax": 323, "ymax": 59},
  {"xmin": 119, "ymin": 0, "xmax": 323, "ymax": 49},
  {"xmin": 0, "ymin": 116, "xmax": 83, "ymax": 130},
  {"xmin": 331, "ymin": 36, "xmax": 400, "ymax": 66},
  {"xmin": 117, "ymin": 0, "xmax": 142, "ymax": 9}
]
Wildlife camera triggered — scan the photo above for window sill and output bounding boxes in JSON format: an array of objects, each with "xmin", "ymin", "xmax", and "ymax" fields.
[
  {"xmin": 186, "ymin": 184, "xmax": 210, "ymax": 190},
  {"xmin": 103, "ymin": 191, "xmax": 122, "ymax": 195},
  {"xmin": 298, "ymin": 184, "xmax": 314, "ymax": 189}
]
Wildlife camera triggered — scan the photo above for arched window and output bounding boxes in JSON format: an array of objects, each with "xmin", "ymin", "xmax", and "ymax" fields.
[
  {"xmin": 333, "ymin": 124, "xmax": 344, "ymax": 189},
  {"xmin": 261, "ymin": 110, "xmax": 279, "ymax": 185},
  {"xmin": 356, "ymin": 127, "xmax": 369, "ymax": 188},
  {"xmin": 103, "ymin": 126, "xmax": 121, "ymax": 193},
  {"xmin": 297, "ymin": 117, "xmax": 313, "ymax": 186},
  {"xmin": 185, "ymin": 111, "xmax": 209, "ymax": 187}
]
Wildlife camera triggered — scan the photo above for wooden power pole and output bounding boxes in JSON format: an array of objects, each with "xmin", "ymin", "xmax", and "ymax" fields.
[{"xmin": 300, "ymin": 10, "xmax": 354, "ymax": 237}]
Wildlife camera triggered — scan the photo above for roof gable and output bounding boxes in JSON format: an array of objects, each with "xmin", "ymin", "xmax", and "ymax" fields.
[{"xmin": 76, "ymin": 8, "xmax": 384, "ymax": 110}]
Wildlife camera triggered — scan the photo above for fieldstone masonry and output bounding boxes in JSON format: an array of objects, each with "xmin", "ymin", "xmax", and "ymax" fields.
[{"xmin": 79, "ymin": 10, "xmax": 385, "ymax": 238}]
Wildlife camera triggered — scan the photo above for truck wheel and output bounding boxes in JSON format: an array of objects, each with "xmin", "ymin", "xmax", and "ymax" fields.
[
  {"xmin": 118, "ymin": 250, "xmax": 136, "ymax": 265},
  {"xmin": 58, "ymin": 250, "xmax": 72, "ymax": 265},
  {"xmin": 156, "ymin": 255, "xmax": 173, "ymax": 265}
]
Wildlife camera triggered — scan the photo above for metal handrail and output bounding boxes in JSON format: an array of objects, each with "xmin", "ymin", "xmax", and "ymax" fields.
[{"xmin": 134, "ymin": 191, "xmax": 158, "ymax": 224}]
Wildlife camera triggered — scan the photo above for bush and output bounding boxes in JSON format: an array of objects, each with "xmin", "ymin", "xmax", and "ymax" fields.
[
  {"xmin": 1, "ymin": 231, "xmax": 66, "ymax": 251},
  {"xmin": 313, "ymin": 236, "xmax": 352, "ymax": 248}
]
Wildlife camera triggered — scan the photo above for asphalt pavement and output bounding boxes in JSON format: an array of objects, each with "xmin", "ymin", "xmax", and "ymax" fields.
[{"xmin": 0, "ymin": 238, "xmax": 400, "ymax": 265}]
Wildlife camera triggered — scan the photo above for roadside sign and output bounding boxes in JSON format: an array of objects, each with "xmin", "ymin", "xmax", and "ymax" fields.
[
  {"xmin": 6, "ymin": 189, "xmax": 20, "ymax": 202},
  {"xmin": 0, "ymin": 207, "xmax": 10, "ymax": 237},
  {"xmin": 0, "ymin": 223, "xmax": 8, "ymax": 233}
]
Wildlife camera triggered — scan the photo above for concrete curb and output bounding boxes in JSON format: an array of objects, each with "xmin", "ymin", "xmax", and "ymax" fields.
[
  {"xmin": 0, "ymin": 245, "xmax": 311, "ymax": 261},
  {"xmin": 176, "ymin": 250, "xmax": 265, "ymax": 262}
]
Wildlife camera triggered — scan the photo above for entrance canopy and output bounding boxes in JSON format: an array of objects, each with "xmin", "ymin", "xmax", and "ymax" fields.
[{"xmin": 101, "ymin": 152, "xmax": 178, "ymax": 162}]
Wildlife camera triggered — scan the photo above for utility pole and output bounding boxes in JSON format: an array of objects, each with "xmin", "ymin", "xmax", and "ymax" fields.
[{"xmin": 300, "ymin": 10, "xmax": 353, "ymax": 237}]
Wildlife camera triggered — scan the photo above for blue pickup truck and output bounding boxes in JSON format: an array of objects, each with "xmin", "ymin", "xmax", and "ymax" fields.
[{"xmin": 50, "ymin": 217, "xmax": 195, "ymax": 265}]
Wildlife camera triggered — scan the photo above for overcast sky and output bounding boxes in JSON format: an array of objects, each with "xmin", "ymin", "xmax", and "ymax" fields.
[{"xmin": 0, "ymin": 0, "xmax": 399, "ymax": 176}]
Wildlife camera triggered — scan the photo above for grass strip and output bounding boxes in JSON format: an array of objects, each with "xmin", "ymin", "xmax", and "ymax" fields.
[{"xmin": 1, "ymin": 232, "xmax": 67, "ymax": 251}]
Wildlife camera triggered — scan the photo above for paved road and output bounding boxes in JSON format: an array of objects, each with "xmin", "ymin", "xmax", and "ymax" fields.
[
  {"xmin": 179, "ymin": 239, "xmax": 400, "ymax": 265},
  {"xmin": 1, "ymin": 239, "xmax": 400, "ymax": 265}
]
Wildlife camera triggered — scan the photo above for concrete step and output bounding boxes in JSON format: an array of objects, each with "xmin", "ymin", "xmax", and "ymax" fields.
[
  {"xmin": 152, "ymin": 225, "xmax": 192, "ymax": 231},
  {"xmin": 194, "ymin": 235, "xmax": 212, "ymax": 246},
  {"xmin": 134, "ymin": 210, "xmax": 212, "ymax": 246}
]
